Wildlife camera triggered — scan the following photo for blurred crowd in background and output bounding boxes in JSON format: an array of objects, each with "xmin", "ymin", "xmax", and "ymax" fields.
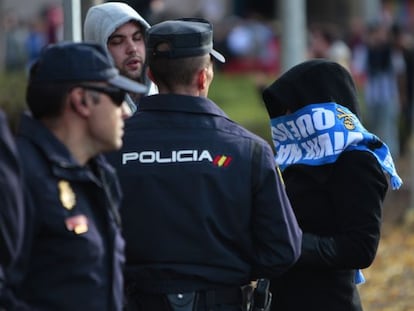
[
  {"xmin": 3, "ymin": 0, "xmax": 414, "ymax": 160},
  {"xmin": 3, "ymin": 3, "xmax": 63, "ymax": 72}
]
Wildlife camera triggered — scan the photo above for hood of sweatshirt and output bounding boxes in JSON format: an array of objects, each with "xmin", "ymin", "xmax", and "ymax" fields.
[{"xmin": 84, "ymin": 2, "xmax": 150, "ymax": 56}]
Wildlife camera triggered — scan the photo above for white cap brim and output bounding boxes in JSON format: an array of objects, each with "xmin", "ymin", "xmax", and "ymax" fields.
[{"xmin": 211, "ymin": 49, "xmax": 225, "ymax": 63}]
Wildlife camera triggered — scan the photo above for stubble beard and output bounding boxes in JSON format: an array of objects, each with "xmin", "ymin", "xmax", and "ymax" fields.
[{"xmin": 121, "ymin": 67, "xmax": 142, "ymax": 83}]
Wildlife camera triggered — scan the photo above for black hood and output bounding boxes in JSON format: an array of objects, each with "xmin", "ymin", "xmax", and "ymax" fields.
[{"xmin": 262, "ymin": 59, "xmax": 360, "ymax": 118}]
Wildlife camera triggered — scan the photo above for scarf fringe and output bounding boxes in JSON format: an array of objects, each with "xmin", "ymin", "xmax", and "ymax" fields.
[
  {"xmin": 391, "ymin": 175, "xmax": 403, "ymax": 190},
  {"xmin": 355, "ymin": 269, "xmax": 366, "ymax": 285}
]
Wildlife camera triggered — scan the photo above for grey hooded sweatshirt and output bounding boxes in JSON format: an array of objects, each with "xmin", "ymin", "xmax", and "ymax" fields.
[{"xmin": 84, "ymin": 2, "xmax": 157, "ymax": 113}]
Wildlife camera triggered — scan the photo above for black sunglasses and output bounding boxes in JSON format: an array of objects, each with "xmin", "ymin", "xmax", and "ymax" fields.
[{"xmin": 79, "ymin": 85, "xmax": 126, "ymax": 106}]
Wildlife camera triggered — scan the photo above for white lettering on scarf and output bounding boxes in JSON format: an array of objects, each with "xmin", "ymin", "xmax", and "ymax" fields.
[{"xmin": 272, "ymin": 107, "xmax": 364, "ymax": 165}]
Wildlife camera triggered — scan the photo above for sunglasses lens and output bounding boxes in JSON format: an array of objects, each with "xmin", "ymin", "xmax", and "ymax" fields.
[
  {"xmin": 80, "ymin": 85, "xmax": 126, "ymax": 106},
  {"xmin": 111, "ymin": 91, "xmax": 126, "ymax": 106}
]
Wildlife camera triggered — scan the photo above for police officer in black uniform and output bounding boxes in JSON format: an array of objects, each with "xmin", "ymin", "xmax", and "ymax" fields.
[
  {"xmin": 0, "ymin": 110, "xmax": 24, "ymax": 309},
  {"xmin": 106, "ymin": 18, "xmax": 302, "ymax": 311},
  {"xmin": 9, "ymin": 42, "xmax": 147, "ymax": 311}
]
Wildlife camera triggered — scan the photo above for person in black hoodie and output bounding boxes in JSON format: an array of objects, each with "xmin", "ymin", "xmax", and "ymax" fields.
[{"xmin": 262, "ymin": 59, "xmax": 402, "ymax": 311}]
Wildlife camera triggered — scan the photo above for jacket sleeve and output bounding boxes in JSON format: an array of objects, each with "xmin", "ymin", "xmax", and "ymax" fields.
[
  {"xmin": 250, "ymin": 141, "xmax": 302, "ymax": 279},
  {"xmin": 0, "ymin": 114, "xmax": 24, "ymax": 268},
  {"xmin": 297, "ymin": 151, "xmax": 388, "ymax": 269},
  {"xmin": 0, "ymin": 184, "xmax": 40, "ymax": 310},
  {"xmin": 0, "ymin": 114, "xmax": 27, "ymax": 309}
]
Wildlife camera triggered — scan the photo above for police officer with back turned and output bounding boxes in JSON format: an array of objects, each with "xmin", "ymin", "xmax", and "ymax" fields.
[{"xmin": 106, "ymin": 18, "xmax": 302, "ymax": 311}]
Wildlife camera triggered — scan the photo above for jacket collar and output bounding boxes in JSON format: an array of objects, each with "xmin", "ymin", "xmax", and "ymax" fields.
[
  {"xmin": 138, "ymin": 94, "xmax": 230, "ymax": 119},
  {"xmin": 18, "ymin": 112, "xmax": 115, "ymax": 183}
]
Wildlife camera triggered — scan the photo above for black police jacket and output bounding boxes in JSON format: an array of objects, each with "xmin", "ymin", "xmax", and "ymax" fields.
[
  {"xmin": 10, "ymin": 113, "xmax": 125, "ymax": 311},
  {"xmin": 107, "ymin": 94, "xmax": 302, "ymax": 293},
  {"xmin": 0, "ymin": 111, "xmax": 24, "ymax": 307}
]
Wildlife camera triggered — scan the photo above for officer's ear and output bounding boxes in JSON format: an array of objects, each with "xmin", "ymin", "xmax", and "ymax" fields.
[
  {"xmin": 197, "ymin": 68, "xmax": 207, "ymax": 91},
  {"xmin": 68, "ymin": 87, "xmax": 91, "ymax": 118}
]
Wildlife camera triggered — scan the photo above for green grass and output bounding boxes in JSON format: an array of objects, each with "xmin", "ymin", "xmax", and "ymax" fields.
[
  {"xmin": 0, "ymin": 71, "xmax": 27, "ymax": 131},
  {"xmin": 209, "ymin": 72, "xmax": 273, "ymax": 143}
]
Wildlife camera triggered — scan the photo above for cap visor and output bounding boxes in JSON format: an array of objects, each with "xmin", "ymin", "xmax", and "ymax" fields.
[
  {"xmin": 108, "ymin": 75, "xmax": 148, "ymax": 94},
  {"xmin": 211, "ymin": 49, "xmax": 225, "ymax": 63}
]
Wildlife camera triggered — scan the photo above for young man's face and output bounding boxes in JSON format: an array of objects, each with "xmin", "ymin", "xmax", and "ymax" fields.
[{"xmin": 107, "ymin": 21, "xmax": 146, "ymax": 82}]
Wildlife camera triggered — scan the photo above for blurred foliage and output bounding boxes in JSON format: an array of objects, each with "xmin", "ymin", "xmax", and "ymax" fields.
[
  {"xmin": 358, "ymin": 153, "xmax": 414, "ymax": 311},
  {"xmin": 0, "ymin": 70, "xmax": 28, "ymax": 132},
  {"xmin": 209, "ymin": 71, "xmax": 273, "ymax": 144},
  {"xmin": 359, "ymin": 220, "xmax": 414, "ymax": 311}
]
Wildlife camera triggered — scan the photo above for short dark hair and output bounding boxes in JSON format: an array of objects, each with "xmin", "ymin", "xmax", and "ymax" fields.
[
  {"xmin": 26, "ymin": 82, "xmax": 76, "ymax": 119},
  {"xmin": 148, "ymin": 50, "xmax": 210, "ymax": 90},
  {"xmin": 26, "ymin": 61, "xmax": 76, "ymax": 119}
]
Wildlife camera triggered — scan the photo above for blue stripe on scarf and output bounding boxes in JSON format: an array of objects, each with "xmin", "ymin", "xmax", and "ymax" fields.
[{"xmin": 270, "ymin": 102, "xmax": 402, "ymax": 190}]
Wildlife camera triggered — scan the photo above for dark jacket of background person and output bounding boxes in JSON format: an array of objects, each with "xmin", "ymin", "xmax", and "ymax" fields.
[
  {"xmin": 0, "ymin": 111, "xmax": 24, "ymax": 308},
  {"xmin": 106, "ymin": 18, "xmax": 301, "ymax": 310},
  {"xmin": 262, "ymin": 59, "xmax": 389, "ymax": 311},
  {"xmin": 7, "ymin": 42, "xmax": 146, "ymax": 311}
]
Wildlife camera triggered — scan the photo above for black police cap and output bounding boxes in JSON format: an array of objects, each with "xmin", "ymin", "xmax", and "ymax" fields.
[
  {"xmin": 30, "ymin": 42, "xmax": 147, "ymax": 94},
  {"xmin": 147, "ymin": 18, "xmax": 225, "ymax": 63}
]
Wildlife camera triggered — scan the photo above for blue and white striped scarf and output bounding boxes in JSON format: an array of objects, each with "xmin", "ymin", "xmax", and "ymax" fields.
[{"xmin": 270, "ymin": 102, "xmax": 402, "ymax": 190}]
